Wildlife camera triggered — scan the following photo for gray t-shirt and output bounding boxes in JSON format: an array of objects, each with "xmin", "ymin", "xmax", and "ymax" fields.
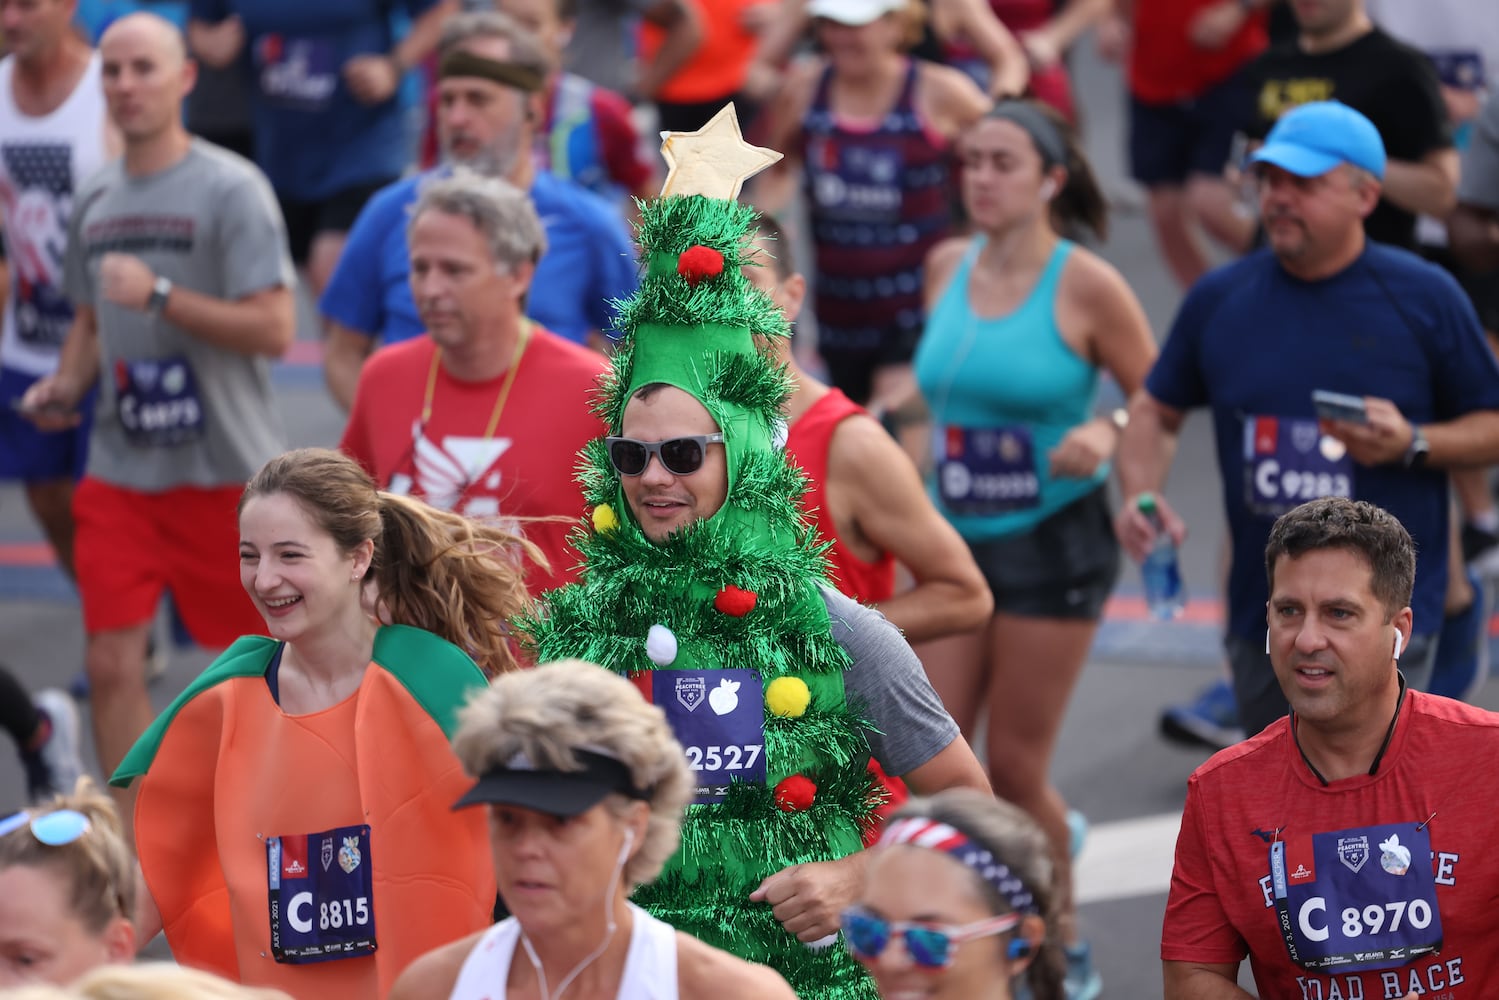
[
  {"xmin": 560, "ymin": 0, "xmax": 657, "ymax": 98},
  {"xmin": 823, "ymin": 585, "xmax": 960, "ymax": 777},
  {"xmin": 65, "ymin": 140, "xmax": 292, "ymax": 490},
  {"xmin": 1460, "ymin": 92, "xmax": 1499, "ymax": 209}
]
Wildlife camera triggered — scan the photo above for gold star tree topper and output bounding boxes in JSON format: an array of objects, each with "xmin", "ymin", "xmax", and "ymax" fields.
[{"xmin": 659, "ymin": 104, "xmax": 782, "ymax": 201}]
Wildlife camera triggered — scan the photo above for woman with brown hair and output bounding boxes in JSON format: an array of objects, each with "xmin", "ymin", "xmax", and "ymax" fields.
[
  {"xmin": 111, "ymin": 447, "xmax": 540, "ymax": 1000},
  {"xmin": 755, "ymin": 0, "xmax": 990, "ymax": 411},
  {"xmin": 912, "ymin": 100, "xmax": 1158, "ymax": 999}
]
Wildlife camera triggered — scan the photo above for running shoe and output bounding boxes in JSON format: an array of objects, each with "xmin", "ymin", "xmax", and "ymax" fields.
[
  {"xmin": 1159, "ymin": 679, "xmax": 1244, "ymax": 751},
  {"xmin": 1067, "ymin": 809, "xmax": 1088, "ymax": 859},
  {"xmin": 1462, "ymin": 522, "xmax": 1499, "ymax": 580},
  {"xmin": 1063, "ymin": 941, "xmax": 1104, "ymax": 1000},
  {"xmin": 21, "ymin": 689, "xmax": 85, "ymax": 802}
]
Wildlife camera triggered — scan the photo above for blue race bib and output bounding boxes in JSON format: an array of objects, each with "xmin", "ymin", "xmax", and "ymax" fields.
[
  {"xmin": 936, "ymin": 424, "xmax": 1041, "ymax": 514},
  {"xmin": 267, "ymin": 824, "xmax": 377, "ymax": 965},
  {"xmin": 807, "ymin": 139, "xmax": 904, "ymax": 218},
  {"xmin": 649, "ymin": 669, "xmax": 766, "ymax": 804},
  {"xmin": 1243, "ymin": 415, "xmax": 1352, "ymax": 517},
  {"xmin": 115, "ymin": 355, "xmax": 204, "ymax": 447},
  {"xmin": 1270, "ymin": 823, "xmax": 1442, "ymax": 973},
  {"xmin": 255, "ymin": 34, "xmax": 340, "ymax": 112}
]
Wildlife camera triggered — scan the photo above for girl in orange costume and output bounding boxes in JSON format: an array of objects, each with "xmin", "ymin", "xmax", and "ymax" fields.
[{"xmin": 112, "ymin": 448, "xmax": 538, "ymax": 999}]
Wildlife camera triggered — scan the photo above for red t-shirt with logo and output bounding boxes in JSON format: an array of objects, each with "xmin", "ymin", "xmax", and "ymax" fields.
[
  {"xmin": 340, "ymin": 330, "xmax": 607, "ymax": 599},
  {"xmin": 1163, "ymin": 690, "xmax": 1499, "ymax": 998},
  {"xmin": 1129, "ymin": 0, "xmax": 1267, "ymax": 104}
]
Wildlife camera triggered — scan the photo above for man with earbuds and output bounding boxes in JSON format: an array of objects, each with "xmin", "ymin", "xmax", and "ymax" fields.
[
  {"xmin": 318, "ymin": 10, "xmax": 637, "ymax": 411},
  {"xmin": 1114, "ymin": 101, "xmax": 1499, "ymax": 739},
  {"xmin": 1162, "ymin": 497, "xmax": 1499, "ymax": 999}
]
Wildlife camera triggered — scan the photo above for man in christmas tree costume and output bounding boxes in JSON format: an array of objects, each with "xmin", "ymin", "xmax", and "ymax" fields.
[{"xmin": 524, "ymin": 106, "xmax": 990, "ymax": 999}]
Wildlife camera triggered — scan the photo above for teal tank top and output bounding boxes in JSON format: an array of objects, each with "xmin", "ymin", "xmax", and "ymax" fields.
[{"xmin": 913, "ymin": 237, "xmax": 1105, "ymax": 541}]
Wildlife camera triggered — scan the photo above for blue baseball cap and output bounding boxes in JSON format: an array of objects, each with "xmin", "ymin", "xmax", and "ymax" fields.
[{"xmin": 1249, "ymin": 101, "xmax": 1386, "ymax": 180}]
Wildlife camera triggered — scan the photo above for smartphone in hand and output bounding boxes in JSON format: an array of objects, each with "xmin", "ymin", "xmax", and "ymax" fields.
[{"xmin": 1312, "ymin": 390, "xmax": 1369, "ymax": 425}]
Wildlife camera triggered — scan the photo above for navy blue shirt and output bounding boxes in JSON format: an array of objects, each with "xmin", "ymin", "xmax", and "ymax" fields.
[
  {"xmin": 1148, "ymin": 244, "xmax": 1499, "ymax": 640},
  {"xmin": 319, "ymin": 169, "xmax": 636, "ymax": 345},
  {"xmin": 190, "ymin": 0, "xmax": 436, "ymax": 199}
]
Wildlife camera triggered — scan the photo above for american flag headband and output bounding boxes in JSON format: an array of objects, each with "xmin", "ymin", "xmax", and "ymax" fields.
[{"xmin": 878, "ymin": 817, "xmax": 1038, "ymax": 916}]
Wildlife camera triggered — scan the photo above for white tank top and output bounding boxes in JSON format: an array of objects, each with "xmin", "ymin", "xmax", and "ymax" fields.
[
  {"xmin": 0, "ymin": 51, "xmax": 109, "ymax": 376},
  {"xmin": 448, "ymin": 903, "xmax": 680, "ymax": 1000}
]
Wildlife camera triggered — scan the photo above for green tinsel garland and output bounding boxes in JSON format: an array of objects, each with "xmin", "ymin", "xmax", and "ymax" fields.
[{"xmin": 522, "ymin": 193, "xmax": 881, "ymax": 1000}]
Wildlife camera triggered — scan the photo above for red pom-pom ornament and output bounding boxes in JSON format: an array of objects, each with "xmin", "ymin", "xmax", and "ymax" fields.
[
  {"xmin": 713, "ymin": 585, "xmax": 758, "ymax": 617},
  {"xmin": 774, "ymin": 774, "xmax": 817, "ymax": 812},
  {"xmin": 677, "ymin": 245, "xmax": 725, "ymax": 287}
]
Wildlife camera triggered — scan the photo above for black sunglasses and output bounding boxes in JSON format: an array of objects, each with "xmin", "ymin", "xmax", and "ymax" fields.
[{"xmin": 605, "ymin": 434, "xmax": 724, "ymax": 476}]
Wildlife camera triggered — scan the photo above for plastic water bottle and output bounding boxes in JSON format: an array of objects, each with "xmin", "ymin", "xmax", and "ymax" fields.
[{"xmin": 1137, "ymin": 493, "xmax": 1185, "ymax": 620}]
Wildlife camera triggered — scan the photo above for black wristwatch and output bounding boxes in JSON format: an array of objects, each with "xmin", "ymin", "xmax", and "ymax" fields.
[
  {"xmin": 147, "ymin": 275, "xmax": 172, "ymax": 318},
  {"xmin": 1403, "ymin": 426, "xmax": 1430, "ymax": 469}
]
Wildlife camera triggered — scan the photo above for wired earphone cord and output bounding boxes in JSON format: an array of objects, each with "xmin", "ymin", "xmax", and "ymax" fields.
[{"xmin": 517, "ymin": 828, "xmax": 635, "ymax": 1000}]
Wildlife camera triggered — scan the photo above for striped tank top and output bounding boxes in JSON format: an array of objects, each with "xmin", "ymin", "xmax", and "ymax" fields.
[{"xmin": 801, "ymin": 59, "xmax": 955, "ymax": 357}]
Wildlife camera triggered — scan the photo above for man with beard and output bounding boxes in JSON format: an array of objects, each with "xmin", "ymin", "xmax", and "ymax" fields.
[
  {"xmin": 318, "ymin": 11, "xmax": 636, "ymax": 410},
  {"xmin": 1113, "ymin": 102, "xmax": 1499, "ymax": 740},
  {"xmin": 1240, "ymin": 0, "xmax": 1456, "ymax": 252}
]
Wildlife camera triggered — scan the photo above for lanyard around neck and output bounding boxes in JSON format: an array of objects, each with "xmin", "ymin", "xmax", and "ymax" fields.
[{"xmin": 420, "ymin": 320, "xmax": 533, "ymax": 440}]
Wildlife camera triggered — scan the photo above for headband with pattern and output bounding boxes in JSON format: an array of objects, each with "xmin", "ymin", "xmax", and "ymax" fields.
[{"xmin": 878, "ymin": 816, "xmax": 1038, "ymax": 916}]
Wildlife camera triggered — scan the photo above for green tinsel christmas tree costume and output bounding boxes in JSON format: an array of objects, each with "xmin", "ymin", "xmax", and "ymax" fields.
[{"xmin": 521, "ymin": 108, "xmax": 880, "ymax": 1000}]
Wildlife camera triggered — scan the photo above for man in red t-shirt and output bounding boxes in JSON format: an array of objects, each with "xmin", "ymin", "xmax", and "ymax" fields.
[
  {"xmin": 1163, "ymin": 497, "xmax": 1499, "ymax": 999},
  {"xmin": 1100, "ymin": 0, "xmax": 1269, "ymax": 288},
  {"xmin": 340, "ymin": 172, "xmax": 608, "ymax": 599}
]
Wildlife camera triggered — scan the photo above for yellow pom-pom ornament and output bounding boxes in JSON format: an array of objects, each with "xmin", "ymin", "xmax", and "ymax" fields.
[
  {"xmin": 592, "ymin": 503, "xmax": 620, "ymax": 533},
  {"xmin": 766, "ymin": 677, "xmax": 811, "ymax": 718}
]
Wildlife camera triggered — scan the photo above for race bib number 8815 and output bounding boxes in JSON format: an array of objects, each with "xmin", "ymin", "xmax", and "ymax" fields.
[{"xmin": 266, "ymin": 824, "xmax": 377, "ymax": 964}]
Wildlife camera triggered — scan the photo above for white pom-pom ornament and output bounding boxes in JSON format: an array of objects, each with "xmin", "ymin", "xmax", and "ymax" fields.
[
  {"xmin": 804, "ymin": 933, "xmax": 839, "ymax": 951},
  {"xmin": 646, "ymin": 624, "xmax": 679, "ymax": 666}
]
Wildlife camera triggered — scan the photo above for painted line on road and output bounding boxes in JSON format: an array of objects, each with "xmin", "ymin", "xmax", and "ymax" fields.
[{"xmin": 1075, "ymin": 810, "xmax": 1182, "ymax": 906}]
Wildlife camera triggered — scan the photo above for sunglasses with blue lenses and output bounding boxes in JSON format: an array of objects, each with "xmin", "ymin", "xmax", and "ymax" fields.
[
  {"xmin": 841, "ymin": 905, "xmax": 1020, "ymax": 969},
  {"xmin": 0, "ymin": 808, "xmax": 92, "ymax": 846},
  {"xmin": 605, "ymin": 434, "xmax": 725, "ymax": 477}
]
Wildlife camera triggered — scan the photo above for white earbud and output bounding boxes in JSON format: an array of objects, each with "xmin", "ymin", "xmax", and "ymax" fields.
[
  {"xmin": 1393, "ymin": 630, "xmax": 1403, "ymax": 660},
  {"xmin": 618, "ymin": 827, "xmax": 635, "ymax": 864},
  {"xmin": 1265, "ymin": 629, "xmax": 1271, "ymax": 655},
  {"xmin": 1039, "ymin": 178, "xmax": 1057, "ymax": 201}
]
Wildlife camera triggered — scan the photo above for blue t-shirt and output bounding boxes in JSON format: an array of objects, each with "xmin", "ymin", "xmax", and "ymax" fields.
[
  {"xmin": 76, "ymin": 0, "xmax": 188, "ymax": 39},
  {"xmin": 319, "ymin": 169, "xmax": 636, "ymax": 345},
  {"xmin": 189, "ymin": 0, "xmax": 435, "ymax": 199},
  {"xmin": 1147, "ymin": 244, "xmax": 1499, "ymax": 642}
]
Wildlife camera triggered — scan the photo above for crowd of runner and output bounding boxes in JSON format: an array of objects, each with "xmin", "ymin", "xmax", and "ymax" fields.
[{"xmin": 0, "ymin": 0, "xmax": 1498, "ymax": 996}]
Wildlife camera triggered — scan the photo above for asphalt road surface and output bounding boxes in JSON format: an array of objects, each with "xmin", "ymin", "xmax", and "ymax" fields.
[{"xmin": 2, "ymin": 38, "xmax": 1494, "ymax": 1000}]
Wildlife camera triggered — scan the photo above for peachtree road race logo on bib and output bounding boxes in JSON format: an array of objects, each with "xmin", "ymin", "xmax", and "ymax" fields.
[
  {"xmin": 321, "ymin": 838, "xmax": 334, "ymax": 873},
  {"xmin": 1339, "ymin": 836, "xmax": 1369, "ymax": 875},
  {"xmin": 676, "ymin": 676, "xmax": 705, "ymax": 712}
]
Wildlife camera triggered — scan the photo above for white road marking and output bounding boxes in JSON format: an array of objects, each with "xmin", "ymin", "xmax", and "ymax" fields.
[{"xmin": 1075, "ymin": 810, "xmax": 1183, "ymax": 906}]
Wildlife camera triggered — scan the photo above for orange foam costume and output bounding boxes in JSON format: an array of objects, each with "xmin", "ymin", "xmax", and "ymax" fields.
[{"xmin": 112, "ymin": 625, "xmax": 496, "ymax": 999}]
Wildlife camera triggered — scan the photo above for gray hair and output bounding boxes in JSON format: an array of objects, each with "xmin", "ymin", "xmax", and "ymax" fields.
[
  {"xmin": 407, "ymin": 171, "xmax": 547, "ymax": 270},
  {"xmin": 1343, "ymin": 163, "xmax": 1381, "ymax": 192},
  {"xmin": 437, "ymin": 10, "xmax": 553, "ymax": 74},
  {"xmin": 453, "ymin": 659, "xmax": 695, "ymax": 889}
]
